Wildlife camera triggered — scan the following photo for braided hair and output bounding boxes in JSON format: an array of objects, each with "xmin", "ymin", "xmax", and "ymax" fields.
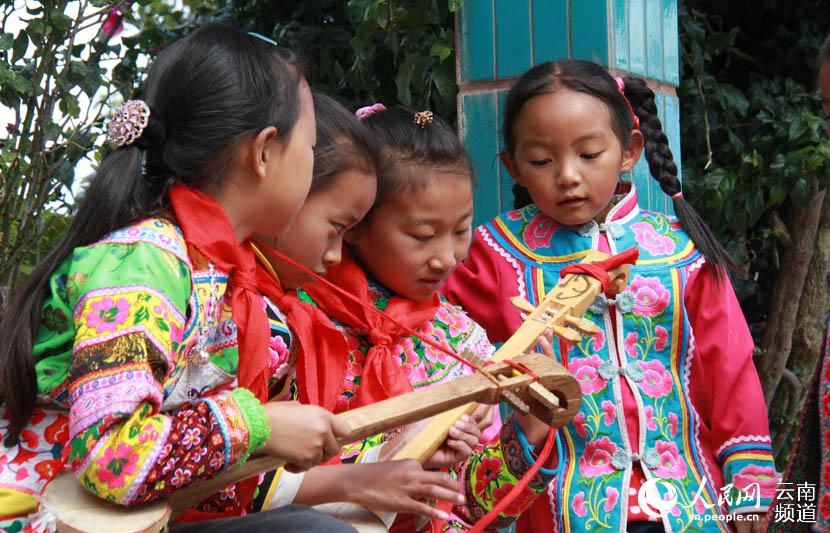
[
  {"xmin": 622, "ymin": 77, "xmax": 736, "ymax": 273},
  {"xmin": 502, "ymin": 59, "xmax": 734, "ymax": 274}
]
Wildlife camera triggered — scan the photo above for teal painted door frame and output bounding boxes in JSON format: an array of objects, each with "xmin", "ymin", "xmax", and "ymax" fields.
[{"xmin": 455, "ymin": 0, "xmax": 682, "ymax": 227}]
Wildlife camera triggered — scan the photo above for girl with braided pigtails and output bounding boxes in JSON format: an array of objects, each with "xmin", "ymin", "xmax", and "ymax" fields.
[{"xmin": 444, "ymin": 59, "xmax": 775, "ymax": 533}]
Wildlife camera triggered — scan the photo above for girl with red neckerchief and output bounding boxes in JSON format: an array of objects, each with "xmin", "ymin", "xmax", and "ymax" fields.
[{"xmin": 0, "ymin": 24, "xmax": 353, "ymax": 533}]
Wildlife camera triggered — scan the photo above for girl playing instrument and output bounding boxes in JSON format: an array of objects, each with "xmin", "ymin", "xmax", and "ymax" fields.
[
  {"xmin": 291, "ymin": 104, "xmax": 558, "ymax": 531},
  {"xmin": 249, "ymin": 92, "xmax": 472, "ymax": 522},
  {"xmin": 0, "ymin": 25, "xmax": 353, "ymax": 533},
  {"xmin": 443, "ymin": 59, "xmax": 776, "ymax": 533}
]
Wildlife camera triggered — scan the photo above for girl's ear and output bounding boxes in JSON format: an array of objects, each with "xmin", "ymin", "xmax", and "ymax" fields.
[
  {"xmin": 246, "ymin": 126, "xmax": 280, "ymax": 181},
  {"xmin": 620, "ymin": 130, "xmax": 644, "ymax": 173},
  {"xmin": 500, "ymin": 151, "xmax": 525, "ymax": 186}
]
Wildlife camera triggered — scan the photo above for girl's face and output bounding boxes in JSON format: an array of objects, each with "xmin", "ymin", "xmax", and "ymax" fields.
[
  {"xmin": 348, "ymin": 169, "xmax": 474, "ymax": 302},
  {"xmin": 258, "ymin": 80, "xmax": 317, "ymax": 237},
  {"xmin": 266, "ymin": 167, "xmax": 377, "ymax": 290},
  {"xmin": 503, "ymin": 88, "xmax": 642, "ymax": 226},
  {"xmin": 820, "ymin": 61, "xmax": 830, "ymax": 137}
]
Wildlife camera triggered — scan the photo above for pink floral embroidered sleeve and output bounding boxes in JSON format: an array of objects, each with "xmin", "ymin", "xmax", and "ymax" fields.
[
  {"xmin": 443, "ymin": 229, "xmax": 526, "ymax": 344},
  {"xmin": 684, "ymin": 260, "xmax": 777, "ymax": 514},
  {"xmin": 60, "ymin": 240, "xmax": 269, "ymax": 505}
]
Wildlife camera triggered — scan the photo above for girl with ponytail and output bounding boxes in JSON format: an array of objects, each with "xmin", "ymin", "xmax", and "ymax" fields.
[
  {"xmin": 0, "ymin": 24, "xmax": 354, "ymax": 532},
  {"xmin": 444, "ymin": 59, "xmax": 774, "ymax": 533}
]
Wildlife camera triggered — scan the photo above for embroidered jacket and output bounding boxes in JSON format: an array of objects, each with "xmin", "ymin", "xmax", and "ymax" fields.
[
  {"xmin": 256, "ymin": 283, "xmax": 558, "ymax": 531},
  {"xmin": 443, "ymin": 185, "xmax": 777, "ymax": 533},
  {"xmin": 0, "ymin": 219, "xmax": 270, "ymax": 530}
]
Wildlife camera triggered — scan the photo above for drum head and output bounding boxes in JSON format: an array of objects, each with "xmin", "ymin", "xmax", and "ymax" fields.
[{"xmin": 43, "ymin": 474, "xmax": 170, "ymax": 533}]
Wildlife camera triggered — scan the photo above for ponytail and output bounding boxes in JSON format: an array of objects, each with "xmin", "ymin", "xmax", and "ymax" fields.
[
  {"xmin": 0, "ymin": 145, "xmax": 149, "ymax": 446},
  {"xmin": 622, "ymin": 77, "xmax": 737, "ymax": 275}
]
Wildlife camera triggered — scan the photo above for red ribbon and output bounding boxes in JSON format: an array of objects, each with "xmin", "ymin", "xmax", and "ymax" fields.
[{"xmin": 559, "ymin": 246, "xmax": 639, "ymax": 292}]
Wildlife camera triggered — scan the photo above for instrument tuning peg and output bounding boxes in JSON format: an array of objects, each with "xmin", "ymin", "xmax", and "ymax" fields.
[
  {"xmin": 510, "ymin": 296, "xmax": 536, "ymax": 314},
  {"xmin": 552, "ymin": 325, "xmax": 582, "ymax": 344},
  {"xmin": 563, "ymin": 315, "xmax": 600, "ymax": 334},
  {"xmin": 501, "ymin": 390, "xmax": 530, "ymax": 415},
  {"xmin": 528, "ymin": 382, "xmax": 561, "ymax": 411}
]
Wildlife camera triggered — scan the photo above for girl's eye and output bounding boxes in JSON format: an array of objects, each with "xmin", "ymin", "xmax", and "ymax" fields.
[
  {"xmin": 582, "ymin": 151, "xmax": 603, "ymax": 160},
  {"xmin": 332, "ymin": 222, "xmax": 345, "ymax": 233},
  {"xmin": 454, "ymin": 228, "xmax": 470, "ymax": 237},
  {"xmin": 529, "ymin": 159, "xmax": 551, "ymax": 167},
  {"xmin": 411, "ymin": 234, "xmax": 434, "ymax": 242}
]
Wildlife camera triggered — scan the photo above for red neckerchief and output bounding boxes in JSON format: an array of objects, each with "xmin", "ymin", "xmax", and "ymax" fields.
[
  {"xmin": 169, "ymin": 184, "xmax": 271, "ymax": 402},
  {"xmin": 169, "ymin": 184, "xmax": 269, "ymax": 518},
  {"xmin": 253, "ymin": 248, "xmax": 351, "ymax": 412},
  {"xmin": 302, "ymin": 253, "xmax": 440, "ymax": 410}
]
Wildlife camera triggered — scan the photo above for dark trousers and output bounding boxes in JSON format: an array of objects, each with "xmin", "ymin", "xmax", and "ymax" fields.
[
  {"xmin": 171, "ymin": 504, "xmax": 358, "ymax": 533},
  {"xmin": 628, "ymin": 522, "xmax": 666, "ymax": 533}
]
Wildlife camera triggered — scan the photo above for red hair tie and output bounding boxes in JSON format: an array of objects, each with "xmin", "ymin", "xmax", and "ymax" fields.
[{"xmin": 614, "ymin": 77, "xmax": 640, "ymax": 129}]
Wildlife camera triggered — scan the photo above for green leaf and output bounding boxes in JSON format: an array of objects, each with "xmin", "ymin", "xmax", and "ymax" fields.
[
  {"xmin": 706, "ymin": 28, "xmax": 738, "ymax": 53},
  {"xmin": 0, "ymin": 66, "xmax": 30, "ymax": 95},
  {"xmin": 395, "ymin": 53, "xmax": 420, "ymax": 105},
  {"xmin": 50, "ymin": 13, "xmax": 73, "ymax": 33},
  {"xmin": 429, "ymin": 41, "xmax": 452, "ymax": 63},
  {"xmin": 706, "ymin": 167, "xmax": 728, "ymax": 188},
  {"xmin": 12, "ymin": 32, "xmax": 28, "ymax": 63},
  {"xmin": 59, "ymin": 93, "xmax": 80, "ymax": 118},
  {"xmin": 431, "ymin": 61, "xmax": 455, "ymax": 102},
  {"xmin": 27, "ymin": 19, "xmax": 46, "ymax": 36},
  {"xmin": 769, "ymin": 184, "xmax": 787, "ymax": 206},
  {"xmin": 788, "ymin": 115, "xmax": 809, "ymax": 141},
  {"xmin": 718, "ymin": 85, "xmax": 749, "ymax": 116},
  {"xmin": 0, "ymin": 33, "xmax": 13, "ymax": 50},
  {"xmin": 769, "ymin": 154, "xmax": 786, "ymax": 172},
  {"xmin": 374, "ymin": 5, "xmax": 389, "ymax": 28}
]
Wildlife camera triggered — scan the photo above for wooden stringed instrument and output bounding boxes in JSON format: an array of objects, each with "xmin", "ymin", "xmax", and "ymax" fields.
[
  {"xmin": 391, "ymin": 250, "xmax": 631, "ymax": 463},
  {"xmin": 41, "ymin": 353, "xmax": 577, "ymax": 533}
]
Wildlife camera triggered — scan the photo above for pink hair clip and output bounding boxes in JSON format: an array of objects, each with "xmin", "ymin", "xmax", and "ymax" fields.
[
  {"xmin": 107, "ymin": 99, "xmax": 150, "ymax": 147},
  {"xmin": 355, "ymin": 103, "xmax": 386, "ymax": 121},
  {"xmin": 613, "ymin": 77, "xmax": 640, "ymax": 129}
]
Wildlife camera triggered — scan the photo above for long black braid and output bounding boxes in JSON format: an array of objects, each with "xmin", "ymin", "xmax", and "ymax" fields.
[{"xmin": 623, "ymin": 76, "xmax": 736, "ymax": 274}]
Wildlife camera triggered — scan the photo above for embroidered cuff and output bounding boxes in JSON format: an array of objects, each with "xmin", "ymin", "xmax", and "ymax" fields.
[
  {"xmin": 501, "ymin": 413, "xmax": 558, "ymax": 492},
  {"xmin": 230, "ymin": 387, "xmax": 270, "ymax": 462},
  {"xmin": 718, "ymin": 440, "xmax": 777, "ymax": 515}
]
